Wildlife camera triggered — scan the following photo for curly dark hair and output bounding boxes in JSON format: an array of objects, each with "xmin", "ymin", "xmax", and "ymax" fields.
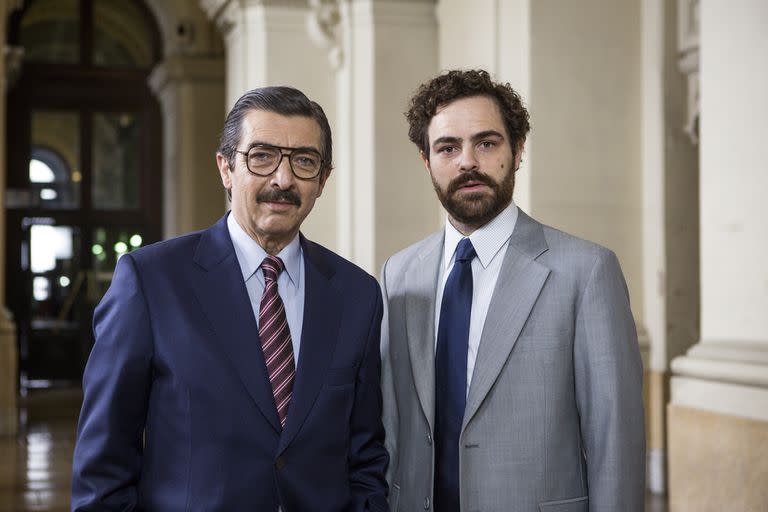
[{"xmin": 405, "ymin": 69, "xmax": 531, "ymax": 157}]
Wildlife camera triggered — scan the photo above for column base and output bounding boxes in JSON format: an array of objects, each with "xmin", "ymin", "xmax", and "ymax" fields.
[
  {"xmin": 0, "ymin": 307, "xmax": 18, "ymax": 436},
  {"xmin": 668, "ymin": 341, "xmax": 768, "ymax": 511}
]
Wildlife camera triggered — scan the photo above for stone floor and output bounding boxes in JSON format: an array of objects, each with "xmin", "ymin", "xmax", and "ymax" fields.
[{"xmin": 0, "ymin": 387, "xmax": 669, "ymax": 511}]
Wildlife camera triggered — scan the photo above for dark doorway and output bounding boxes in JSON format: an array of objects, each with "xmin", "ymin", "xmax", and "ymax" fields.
[{"xmin": 4, "ymin": 0, "xmax": 162, "ymax": 391}]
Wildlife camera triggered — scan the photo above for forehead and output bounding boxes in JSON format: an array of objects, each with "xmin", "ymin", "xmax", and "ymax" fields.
[
  {"xmin": 239, "ymin": 109, "xmax": 322, "ymax": 149},
  {"xmin": 427, "ymin": 95, "xmax": 505, "ymax": 141}
]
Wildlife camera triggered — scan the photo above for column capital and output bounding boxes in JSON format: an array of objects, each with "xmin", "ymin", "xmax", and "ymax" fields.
[{"xmin": 148, "ymin": 55, "xmax": 225, "ymax": 95}]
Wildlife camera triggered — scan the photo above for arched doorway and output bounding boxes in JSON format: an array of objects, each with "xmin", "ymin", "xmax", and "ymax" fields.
[{"xmin": 4, "ymin": 0, "xmax": 163, "ymax": 391}]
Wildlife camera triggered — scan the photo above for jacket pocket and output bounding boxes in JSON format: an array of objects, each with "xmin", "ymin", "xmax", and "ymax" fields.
[
  {"xmin": 389, "ymin": 483, "xmax": 400, "ymax": 512},
  {"xmin": 538, "ymin": 495, "xmax": 588, "ymax": 511}
]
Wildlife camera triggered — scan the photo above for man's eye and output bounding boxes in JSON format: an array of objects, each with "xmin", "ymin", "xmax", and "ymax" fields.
[
  {"xmin": 478, "ymin": 140, "xmax": 496, "ymax": 150},
  {"xmin": 251, "ymin": 151, "xmax": 272, "ymax": 161},
  {"xmin": 438, "ymin": 146, "xmax": 457, "ymax": 154},
  {"xmin": 294, "ymin": 155, "xmax": 319, "ymax": 166}
]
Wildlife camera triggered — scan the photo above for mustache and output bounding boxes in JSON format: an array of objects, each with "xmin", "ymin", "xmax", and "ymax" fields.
[
  {"xmin": 256, "ymin": 189, "xmax": 302, "ymax": 206},
  {"xmin": 447, "ymin": 171, "xmax": 496, "ymax": 194}
]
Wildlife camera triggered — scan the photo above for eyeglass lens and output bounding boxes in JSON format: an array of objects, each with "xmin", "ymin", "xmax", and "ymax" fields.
[{"xmin": 247, "ymin": 146, "xmax": 321, "ymax": 178}]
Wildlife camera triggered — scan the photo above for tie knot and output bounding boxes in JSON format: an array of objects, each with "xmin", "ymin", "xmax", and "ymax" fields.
[
  {"xmin": 260, "ymin": 255, "xmax": 285, "ymax": 282},
  {"xmin": 454, "ymin": 237, "xmax": 476, "ymax": 263}
]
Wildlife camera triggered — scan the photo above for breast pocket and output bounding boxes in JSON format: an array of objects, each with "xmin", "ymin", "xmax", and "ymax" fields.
[
  {"xmin": 389, "ymin": 483, "xmax": 400, "ymax": 512},
  {"xmin": 538, "ymin": 495, "xmax": 588, "ymax": 511},
  {"xmin": 325, "ymin": 365, "xmax": 357, "ymax": 388}
]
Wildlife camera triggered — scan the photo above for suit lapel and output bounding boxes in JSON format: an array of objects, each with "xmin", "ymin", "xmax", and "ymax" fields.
[
  {"xmin": 405, "ymin": 231, "xmax": 443, "ymax": 430},
  {"xmin": 192, "ymin": 215, "xmax": 281, "ymax": 433},
  {"xmin": 278, "ymin": 236, "xmax": 341, "ymax": 453},
  {"xmin": 462, "ymin": 211, "xmax": 551, "ymax": 431}
]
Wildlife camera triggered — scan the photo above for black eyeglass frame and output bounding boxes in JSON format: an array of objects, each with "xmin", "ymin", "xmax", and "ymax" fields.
[{"xmin": 234, "ymin": 144, "xmax": 326, "ymax": 180}]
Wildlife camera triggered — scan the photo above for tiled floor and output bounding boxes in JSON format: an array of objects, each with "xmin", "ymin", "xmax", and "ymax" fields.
[{"xmin": 0, "ymin": 388, "xmax": 668, "ymax": 511}]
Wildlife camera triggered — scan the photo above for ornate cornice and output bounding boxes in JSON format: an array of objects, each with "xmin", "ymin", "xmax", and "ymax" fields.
[
  {"xmin": 307, "ymin": 0, "xmax": 343, "ymax": 69},
  {"xmin": 678, "ymin": 0, "xmax": 699, "ymax": 145}
]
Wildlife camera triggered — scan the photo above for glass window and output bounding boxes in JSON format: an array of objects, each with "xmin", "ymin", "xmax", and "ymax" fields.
[
  {"xmin": 27, "ymin": 222, "xmax": 81, "ymax": 327},
  {"xmin": 19, "ymin": 0, "xmax": 80, "ymax": 64},
  {"xmin": 92, "ymin": 112, "xmax": 140, "ymax": 209},
  {"xmin": 93, "ymin": 0, "xmax": 154, "ymax": 68},
  {"xmin": 30, "ymin": 111, "xmax": 81, "ymax": 209}
]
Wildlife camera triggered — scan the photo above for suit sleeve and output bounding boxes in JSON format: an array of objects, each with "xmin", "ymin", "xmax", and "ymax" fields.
[
  {"xmin": 348, "ymin": 276, "xmax": 390, "ymax": 512},
  {"xmin": 71, "ymin": 254, "xmax": 153, "ymax": 511},
  {"xmin": 573, "ymin": 249, "xmax": 645, "ymax": 512},
  {"xmin": 379, "ymin": 258, "xmax": 398, "ymax": 489}
]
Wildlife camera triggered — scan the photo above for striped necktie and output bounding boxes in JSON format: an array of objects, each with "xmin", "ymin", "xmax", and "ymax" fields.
[{"xmin": 258, "ymin": 255, "xmax": 295, "ymax": 428}]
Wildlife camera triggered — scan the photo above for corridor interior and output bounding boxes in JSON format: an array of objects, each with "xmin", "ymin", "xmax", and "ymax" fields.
[{"xmin": 0, "ymin": 387, "xmax": 666, "ymax": 511}]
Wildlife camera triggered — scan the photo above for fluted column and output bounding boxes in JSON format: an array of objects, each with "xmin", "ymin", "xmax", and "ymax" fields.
[
  {"xmin": 202, "ymin": 0, "xmax": 339, "ymax": 250},
  {"xmin": 668, "ymin": 1, "xmax": 768, "ymax": 510},
  {"xmin": 0, "ymin": 0, "xmax": 21, "ymax": 437},
  {"xmin": 334, "ymin": 0, "xmax": 440, "ymax": 272},
  {"xmin": 149, "ymin": 56, "xmax": 226, "ymax": 238}
]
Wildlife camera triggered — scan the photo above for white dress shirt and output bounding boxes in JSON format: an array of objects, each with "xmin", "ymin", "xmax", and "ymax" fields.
[
  {"xmin": 227, "ymin": 213, "xmax": 304, "ymax": 365},
  {"xmin": 434, "ymin": 201, "xmax": 519, "ymax": 394}
]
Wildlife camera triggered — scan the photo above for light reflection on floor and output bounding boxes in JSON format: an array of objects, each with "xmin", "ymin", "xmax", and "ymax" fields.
[
  {"xmin": 0, "ymin": 388, "xmax": 669, "ymax": 511},
  {"xmin": 0, "ymin": 388, "xmax": 80, "ymax": 512}
]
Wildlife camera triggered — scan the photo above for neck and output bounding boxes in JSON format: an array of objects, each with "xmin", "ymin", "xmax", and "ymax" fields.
[{"xmin": 447, "ymin": 216, "xmax": 481, "ymax": 236}]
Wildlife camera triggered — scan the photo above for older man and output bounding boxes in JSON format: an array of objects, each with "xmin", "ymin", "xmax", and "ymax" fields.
[
  {"xmin": 381, "ymin": 69, "xmax": 645, "ymax": 511},
  {"xmin": 72, "ymin": 87, "xmax": 388, "ymax": 511}
]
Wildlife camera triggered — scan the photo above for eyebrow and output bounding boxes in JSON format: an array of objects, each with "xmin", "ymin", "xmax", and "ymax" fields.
[
  {"xmin": 245, "ymin": 141, "xmax": 322, "ymax": 153},
  {"xmin": 431, "ymin": 130, "xmax": 505, "ymax": 150}
]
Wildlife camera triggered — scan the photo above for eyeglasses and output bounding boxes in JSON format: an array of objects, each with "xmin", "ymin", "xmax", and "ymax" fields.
[{"xmin": 234, "ymin": 144, "xmax": 325, "ymax": 180}]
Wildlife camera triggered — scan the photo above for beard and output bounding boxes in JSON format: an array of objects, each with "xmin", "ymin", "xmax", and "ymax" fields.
[{"xmin": 431, "ymin": 164, "xmax": 515, "ymax": 230}]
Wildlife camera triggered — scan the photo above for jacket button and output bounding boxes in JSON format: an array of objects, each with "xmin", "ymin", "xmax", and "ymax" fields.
[
  {"xmin": 426, "ymin": 431, "xmax": 433, "ymax": 445},
  {"xmin": 424, "ymin": 497, "xmax": 430, "ymax": 509},
  {"xmin": 275, "ymin": 456, "xmax": 285, "ymax": 470}
]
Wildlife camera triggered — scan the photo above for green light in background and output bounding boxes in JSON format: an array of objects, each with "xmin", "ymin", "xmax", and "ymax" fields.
[
  {"xmin": 129, "ymin": 234, "xmax": 142, "ymax": 247},
  {"xmin": 59, "ymin": 276, "xmax": 70, "ymax": 287},
  {"xmin": 114, "ymin": 242, "xmax": 128, "ymax": 253},
  {"xmin": 92, "ymin": 244, "xmax": 104, "ymax": 256}
]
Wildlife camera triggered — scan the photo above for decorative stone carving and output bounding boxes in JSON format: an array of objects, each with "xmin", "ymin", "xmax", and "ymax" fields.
[
  {"xmin": 678, "ymin": 0, "xmax": 699, "ymax": 145},
  {"xmin": 306, "ymin": 0, "xmax": 343, "ymax": 70}
]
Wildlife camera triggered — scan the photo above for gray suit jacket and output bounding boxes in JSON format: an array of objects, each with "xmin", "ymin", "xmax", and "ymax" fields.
[{"xmin": 380, "ymin": 210, "xmax": 645, "ymax": 512}]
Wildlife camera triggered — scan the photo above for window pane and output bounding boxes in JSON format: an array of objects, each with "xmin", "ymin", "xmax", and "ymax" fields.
[
  {"xmin": 27, "ymin": 222, "xmax": 81, "ymax": 327},
  {"xmin": 93, "ymin": 0, "xmax": 154, "ymax": 68},
  {"xmin": 19, "ymin": 0, "xmax": 80, "ymax": 64},
  {"xmin": 92, "ymin": 112, "xmax": 140, "ymax": 209},
  {"xmin": 91, "ymin": 226, "xmax": 145, "ymax": 298},
  {"xmin": 30, "ymin": 110, "xmax": 81, "ymax": 209}
]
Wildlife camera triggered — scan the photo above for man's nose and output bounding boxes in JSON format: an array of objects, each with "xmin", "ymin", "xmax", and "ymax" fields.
[
  {"xmin": 458, "ymin": 146, "xmax": 479, "ymax": 171},
  {"xmin": 271, "ymin": 154, "xmax": 296, "ymax": 188}
]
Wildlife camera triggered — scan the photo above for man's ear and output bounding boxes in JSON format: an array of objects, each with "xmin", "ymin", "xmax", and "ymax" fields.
[
  {"xmin": 514, "ymin": 139, "xmax": 526, "ymax": 171},
  {"xmin": 217, "ymin": 153, "xmax": 232, "ymax": 189},
  {"xmin": 420, "ymin": 150, "xmax": 431, "ymax": 174},
  {"xmin": 316, "ymin": 167, "xmax": 332, "ymax": 198}
]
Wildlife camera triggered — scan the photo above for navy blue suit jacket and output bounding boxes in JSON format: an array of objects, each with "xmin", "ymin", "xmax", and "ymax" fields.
[{"xmin": 71, "ymin": 215, "xmax": 389, "ymax": 511}]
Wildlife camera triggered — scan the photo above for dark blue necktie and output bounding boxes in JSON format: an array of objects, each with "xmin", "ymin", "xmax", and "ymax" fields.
[{"xmin": 434, "ymin": 237, "xmax": 476, "ymax": 512}]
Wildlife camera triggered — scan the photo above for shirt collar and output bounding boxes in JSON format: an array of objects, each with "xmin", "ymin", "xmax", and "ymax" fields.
[
  {"xmin": 227, "ymin": 212, "xmax": 302, "ymax": 287},
  {"xmin": 443, "ymin": 199, "xmax": 519, "ymax": 270}
]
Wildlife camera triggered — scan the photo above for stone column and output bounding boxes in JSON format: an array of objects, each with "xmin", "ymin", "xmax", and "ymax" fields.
[
  {"xmin": 668, "ymin": 1, "xmax": 768, "ymax": 510},
  {"xmin": 639, "ymin": 0, "xmax": 701, "ymax": 493},
  {"xmin": 202, "ymin": 0, "xmax": 339, "ymax": 250},
  {"xmin": 148, "ymin": 56, "xmax": 226, "ymax": 238},
  {"xmin": 334, "ymin": 0, "xmax": 440, "ymax": 272},
  {"xmin": 0, "ymin": 0, "xmax": 21, "ymax": 437}
]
